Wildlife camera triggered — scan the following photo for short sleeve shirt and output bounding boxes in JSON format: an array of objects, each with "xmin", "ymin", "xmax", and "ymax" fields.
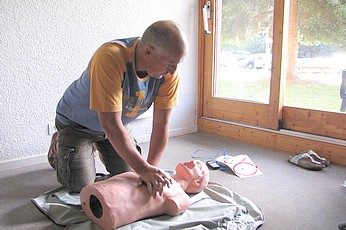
[{"xmin": 56, "ymin": 37, "xmax": 179, "ymax": 134}]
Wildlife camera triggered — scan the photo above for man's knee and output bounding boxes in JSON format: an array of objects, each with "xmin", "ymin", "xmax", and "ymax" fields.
[
  {"xmin": 56, "ymin": 144, "xmax": 96, "ymax": 192},
  {"xmin": 56, "ymin": 129, "xmax": 96, "ymax": 192}
]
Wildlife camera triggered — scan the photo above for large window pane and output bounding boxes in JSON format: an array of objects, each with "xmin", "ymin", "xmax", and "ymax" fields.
[
  {"xmin": 215, "ymin": 0, "xmax": 274, "ymax": 104},
  {"xmin": 286, "ymin": 0, "xmax": 346, "ymax": 112}
]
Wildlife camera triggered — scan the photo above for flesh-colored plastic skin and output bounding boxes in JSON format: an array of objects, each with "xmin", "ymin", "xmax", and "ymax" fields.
[{"xmin": 80, "ymin": 160, "xmax": 209, "ymax": 230}]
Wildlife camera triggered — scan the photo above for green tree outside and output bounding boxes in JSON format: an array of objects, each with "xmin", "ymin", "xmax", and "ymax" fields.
[{"xmin": 221, "ymin": 0, "xmax": 345, "ymax": 54}]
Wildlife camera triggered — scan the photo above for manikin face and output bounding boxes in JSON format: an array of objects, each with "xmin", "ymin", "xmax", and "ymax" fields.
[
  {"xmin": 143, "ymin": 46, "xmax": 185, "ymax": 78},
  {"xmin": 175, "ymin": 160, "xmax": 210, "ymax": 193}
]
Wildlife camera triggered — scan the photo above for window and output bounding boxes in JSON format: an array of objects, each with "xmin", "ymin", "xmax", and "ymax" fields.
[
  {"xmin": 286, "ymin": 0, "xmax": 345, "ymax": 113},
  {"xmin": 199, "ymin": 0, "xmax": 345, "ymax": 140},
  {"xmin": 216, "ymin": 0, "xmax": 273, "ymax": 104}
]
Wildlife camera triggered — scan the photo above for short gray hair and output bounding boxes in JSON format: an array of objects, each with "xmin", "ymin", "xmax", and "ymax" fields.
[{"xmin": 141, "ymin": 20, "xmax": 188, "ymax": 55}]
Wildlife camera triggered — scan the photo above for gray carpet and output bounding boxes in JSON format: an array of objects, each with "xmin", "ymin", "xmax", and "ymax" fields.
[{"xmin": 0, "ymin": 132, "xmax": 345, "ymax": 230}]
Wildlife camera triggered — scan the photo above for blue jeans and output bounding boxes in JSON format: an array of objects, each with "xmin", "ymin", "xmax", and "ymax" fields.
[{"xmin": 55, "ymin": 118, "xmax": 141, "ymax": 193}]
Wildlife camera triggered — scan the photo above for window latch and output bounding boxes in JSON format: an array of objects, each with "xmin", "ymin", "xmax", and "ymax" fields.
[{"xmin": 203, "ymin": 1, "xmax": 211, "ymax": 34}]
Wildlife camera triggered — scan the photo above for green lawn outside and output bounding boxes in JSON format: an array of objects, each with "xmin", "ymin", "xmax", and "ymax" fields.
[{"xmin": 219, "ymin": 79, "xmax": 342, "ymax": 112}]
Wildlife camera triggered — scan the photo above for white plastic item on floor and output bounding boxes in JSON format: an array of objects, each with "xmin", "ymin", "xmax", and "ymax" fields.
[
  {"xmin": 342, "ymin": 180, "xmax": 346, "ymax": 188},
  {"xmin": 215, "ymin": 154, "xmax": 263, "ymax": 178}
]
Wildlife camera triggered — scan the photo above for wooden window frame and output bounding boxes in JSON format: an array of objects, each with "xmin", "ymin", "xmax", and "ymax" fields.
[{"xmin": 197, "ymin": 0, "xmax": 346, "ymax": 165}]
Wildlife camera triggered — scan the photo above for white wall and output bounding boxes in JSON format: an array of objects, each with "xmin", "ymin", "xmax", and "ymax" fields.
[{"xmin": 0, "ymin": 0, "xmax": 198, "ymax": 166}]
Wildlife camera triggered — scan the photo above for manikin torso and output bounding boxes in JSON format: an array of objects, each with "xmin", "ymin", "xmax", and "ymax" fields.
[{"xmin": 80, "ymin": 160, "xmax": 209, "ymax": 230}]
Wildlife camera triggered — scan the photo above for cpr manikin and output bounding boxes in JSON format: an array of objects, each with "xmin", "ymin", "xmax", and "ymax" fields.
[{"xmin": 80, "ymin": 160, "xmax": 209, "ymax": 230}]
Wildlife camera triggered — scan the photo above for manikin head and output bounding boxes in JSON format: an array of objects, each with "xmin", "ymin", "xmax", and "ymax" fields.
[{"xmin": 174, "ymin": 160, "xmax": 209, "ymax": 193}]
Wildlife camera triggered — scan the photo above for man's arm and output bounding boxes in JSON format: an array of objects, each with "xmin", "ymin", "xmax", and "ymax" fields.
[
  {"xmin": 97, "ymin": 111, "xmax": 171, "ymax": 196},
  {"xmin": 147, "ymin": 107, "xmax": 172, "ymax": 166}
]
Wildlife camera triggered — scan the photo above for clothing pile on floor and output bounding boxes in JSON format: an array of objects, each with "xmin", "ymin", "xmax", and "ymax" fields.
[{"xmin": 32, "ymin": 182, "xmax": 265, "ymax": 229}]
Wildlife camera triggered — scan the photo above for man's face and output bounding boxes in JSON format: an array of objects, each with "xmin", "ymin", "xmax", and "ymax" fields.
[{"xmin": 144, "ymin": 46, "xmax": 185, "ymax": 78}]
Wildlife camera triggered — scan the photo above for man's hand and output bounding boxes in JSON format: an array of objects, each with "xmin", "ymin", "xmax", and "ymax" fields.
[
  {"xmin": 97, "ymin": 111, "xmax": 173, "ymax": 198},
  {"xmin": 138, "ymin": 165, "xmax": 172, "ymax": 198}
]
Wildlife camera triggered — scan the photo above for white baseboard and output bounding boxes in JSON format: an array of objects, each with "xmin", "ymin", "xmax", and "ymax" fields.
[
  {"xmin": 0, "ymin": 154, "xmax": 48, "ymax": 172},
  {"xmin": 135, "ymin": 126, "xmax": 197, "ymax": 143},
  {"xmin": 0, "ymin": 126, "xmax": 197, "ymax": 172}
]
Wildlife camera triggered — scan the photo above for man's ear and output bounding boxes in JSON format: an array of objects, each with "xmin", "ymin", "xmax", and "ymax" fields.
[{"xmin": 145, "ymin": 45, "xmax": 155, "ymax": 56}]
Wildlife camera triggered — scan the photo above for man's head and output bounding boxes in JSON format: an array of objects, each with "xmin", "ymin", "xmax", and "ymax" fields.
[{"xmin": 136, "ymin": 20, "xmax": 189, "ymax": 78}]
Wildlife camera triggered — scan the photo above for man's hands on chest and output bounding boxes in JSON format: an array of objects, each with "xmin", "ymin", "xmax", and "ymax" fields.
[
  {"xmin": 97, "ymin": 110, "xmax": 173, "ymax": 197},
  {"xmin": 137, "ymin": 165, "xmax": 173, "ymax": 198}
]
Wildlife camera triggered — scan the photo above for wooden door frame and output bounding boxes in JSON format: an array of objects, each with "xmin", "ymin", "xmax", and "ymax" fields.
[
  {"xmin": 197, "ymin": 0, "xmax": 346, "ymax": 165},
  {"xmin": 199, "ymin": 0, "xmax": 288, "ymax": 130}
]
